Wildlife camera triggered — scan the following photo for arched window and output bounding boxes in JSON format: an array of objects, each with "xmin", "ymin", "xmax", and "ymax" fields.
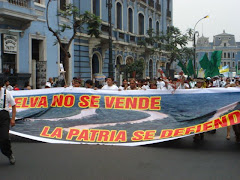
[
  {"xmin": 156, "ymin": 61, "xmax": 160, "ymax": 77},
  {"xmin": 128, "ymin": 8, "xmax": 133, "ymax": 33},
  {"xmin": 116, "ymin": 2, "xmax": 122, "ymax": 29},
  {"xmin": 92, "ymin": 54, "xmax": 100, "ymax": 74},
  {"xmin": 93, "ymin": 0, "xmax": 100, "ymax": 17},
  {"xmin": 233, "ymin": 53, "xmax": 235, "ymax": 59},
  {"xmin": 149, "ymin": 60, "xmax": 153, "ymax": 79},
  {"xmin": 149, "ymin": 18, "xmax": 152, "ymax": 30},
  {"xmin": 115, "ymin": 56, "xmax": 123, "ymax": 85},
  {"xmin": 138, "ymin": 13, "xmax": 144, "ymax": 35},
  {"xmin": 156, "ymin": 21, "xmax": 160, "ymax": 35}
]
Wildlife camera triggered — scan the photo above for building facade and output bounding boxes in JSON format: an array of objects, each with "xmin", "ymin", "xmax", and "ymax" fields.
[
  {"xmin": 196, "ymin": 30, "xmax": 240, "ymax": 75},
  {"xmin": 0, "ymin": 0, "xmax": 74, "ymax": 88},
  {"xmin": 0, "ymin": 0, "xmax": 172, "ymax": 88},
  {"xmin": 73, "ymin": 0, "xmax": 173, "ymax": 85}
]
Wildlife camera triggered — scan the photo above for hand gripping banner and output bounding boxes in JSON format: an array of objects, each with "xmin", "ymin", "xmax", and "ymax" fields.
[{"xmin": 9, "ymin": 87, "xmax": 240, "ymax": 146}]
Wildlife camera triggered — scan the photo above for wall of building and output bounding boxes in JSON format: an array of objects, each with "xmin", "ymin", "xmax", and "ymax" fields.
[
  {"xmin": 0, "ymin": 0, "xmax": 74, "ymax": 88},
  {"xmin": 73, "ymin": 0, "xmax": 173, "ymax": 83}
]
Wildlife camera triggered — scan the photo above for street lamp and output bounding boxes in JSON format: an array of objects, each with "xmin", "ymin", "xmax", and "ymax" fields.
[{"xmin": 193, "ymin": 15, "xmax": 209, "ymax": 78}]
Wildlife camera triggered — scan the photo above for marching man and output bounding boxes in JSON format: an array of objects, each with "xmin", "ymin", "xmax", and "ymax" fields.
[{"xmin": 0, "ymin": 81, "xmax": 16, "ymax": 165}]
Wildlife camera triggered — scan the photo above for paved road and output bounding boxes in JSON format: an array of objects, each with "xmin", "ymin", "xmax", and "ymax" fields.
[{"xmin": 1, "ymin": 127, "xmax": 240, "ymax": 180}]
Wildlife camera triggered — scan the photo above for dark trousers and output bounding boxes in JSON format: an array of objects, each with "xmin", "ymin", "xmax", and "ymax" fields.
[
  {"xmin": 233, "ymin": 124, "xmax": 240, "ymax": 142},
  {"xmin": 0, "ymin": 110, "xmax": 12, "ymax": 158}
]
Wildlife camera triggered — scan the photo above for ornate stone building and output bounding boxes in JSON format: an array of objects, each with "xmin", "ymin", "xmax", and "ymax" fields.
[
  {"xmin": 196, "ymin": 30, "xmax": 240, "ymax": 74},
  {"xmin": 73, "ymin": 0, "xmax": 173, "ymax": 84}
]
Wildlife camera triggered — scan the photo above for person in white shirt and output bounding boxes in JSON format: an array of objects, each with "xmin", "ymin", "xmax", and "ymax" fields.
[
  {"xmin": 161, "ymin": 81, "xmax": 173, "ymax": 90},
  {"xmin": 119, "ymin": 79, "xmax": 129, "ymax": 91},
  {"xmin": 157, "ymin": 78, "xmax": 165, "ymax": 89},
  {"xmin": 213, "ymin": 77, "xmax": 220, "ymax": 87},
  {"xmin": 3, "ymin": 80, "xmax": 13, "ymax": 91},
  {"xmin": 0, "ymin": 82, "xmax": 16, "ymax": 165},
  {"xmin": 178, "ymin": 77, "xmax": 189, "ymax": 89},
  {"xmin": 102, "ymin": 77, "xmax": 118, "ymax": 90},
  {"xmin": 142, "ymin": 80, "xmax": 150, "ymax": 90},
  {"xmin": 127, "ymin": 79, "xmax": 138, "ymax": 90},
  {"xmin": 188, "ymin": 78, "xmax": 196, "ymax": 89},
  {"xmin": 219, "ymin": 77, "xmax": 226, "ymax": 87}
]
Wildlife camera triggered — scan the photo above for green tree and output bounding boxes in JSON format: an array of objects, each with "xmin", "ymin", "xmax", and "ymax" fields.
[
  {"xmin": 141, "ymin": 26, "xmax": 192, "ymax": 77},
  {"xmin": 46, "ymin": 0, "xmax": 101, "ymax": 84},
  {"xmin": 126, "ymin": 59, "xmax": 145, "ymax": 79}
]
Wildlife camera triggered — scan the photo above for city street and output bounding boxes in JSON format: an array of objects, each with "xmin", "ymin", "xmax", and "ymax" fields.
[{"xmin": 1, "ymin": 127, "xmax": 240, "ymax": 180}]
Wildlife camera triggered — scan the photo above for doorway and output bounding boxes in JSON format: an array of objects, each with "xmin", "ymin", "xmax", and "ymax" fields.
[{"xmin": 32, "ymin": 39, "xmax": 46, "ymax": 89}]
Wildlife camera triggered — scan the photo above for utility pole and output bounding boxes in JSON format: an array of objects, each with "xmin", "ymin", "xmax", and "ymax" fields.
[{"xmin": 107, "ymin": 0, "xmax": 113, "ymax": 77}]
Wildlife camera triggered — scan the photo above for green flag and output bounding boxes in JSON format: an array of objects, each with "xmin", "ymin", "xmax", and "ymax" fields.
[
  {"xmin": 199, "ymin": 53, "xmax": 210, "ymax": 70},
  {"xmin": 199, "ymin": 51, "xmax": 222, "ymax": 77},
  {"xmin": 211, "ymin": 51, "xmax": 222, "ymax": 67},
  {"xmin": 210, "ymin": 51, "xmax": 222, "ymax": 77},
  {"xmin": 187, "ymin": 60, "xmax": 194, "ymax": 76},
  {"xmin": 177, "ymin": 61, "xmax": 188, "ymax": 75}
]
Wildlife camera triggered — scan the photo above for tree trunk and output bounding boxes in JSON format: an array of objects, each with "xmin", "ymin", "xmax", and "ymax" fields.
[
  {"xmin": 63, "ymin": 55, "xmax": 70, "ymax": 85},
  {"xmin": 166, "ymin": 62, "xmax": 171, "ymax": 78},
  {"xmin": 166, "ymin": 58, "xmax": 174, "ymax": 78}
]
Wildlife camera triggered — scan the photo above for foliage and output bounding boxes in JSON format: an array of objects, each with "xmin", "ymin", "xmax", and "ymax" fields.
[
  {"xmin": 141, "ymin": 26, "xmax": 192, "ymax": 76},
  {"xmin": 46, "ymin": 0, "xmax": 101, "ymax": 83},
  {"xmin": 127, "ymin": 59, "xmax": 145, "ymax": 77},
  {"xmin": 47, "ymin": 1, "xmax": 101, "ymax": 56}
]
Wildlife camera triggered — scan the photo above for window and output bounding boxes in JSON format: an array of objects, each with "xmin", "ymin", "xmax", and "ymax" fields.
[
  {"xmin": 35, "ymin": 0, "xmax": 45, "ymax": 4},
  {"xmin": 224, "ymin": 62, "xmax": 226, "ymax": 66},
  {"xmin": 128, "ymin": 8, "xmax": 133, "ymax": 33},
  {"xmin": 60, "ymin": 0, "xmax": 66, "ymax": 11},
  {"xmin": 224, "ymin": 53, "xmax": 226, "ymax": 58},
  {"xmin": 156, "ymin": 21, "xmax": 160, "ymax": 35},
  {"xmin": 149, "ymin": 18, "xmax": 152, "ymax": 30},
  {"xmin": 149, "ymin": 60, "xmax": 153, "ymax": 79},
  {"xmin": 167, "ymin": 0, "xmax": 170, "ymax": 10},
  {"xmin": 233, "ymin": 53, "xmax": 235, "ymax": 59},
  {"xmin": 228, "ymin": 62, "xmax": 230, "ymax": 67},
  {"xmin": 233, "ymin": 62, "xmax": 235, "ymax": 68},
  {"xmin": 224, "ymin": 43, "xmax": 226, "ymax": 47},
  {"xmin": 116, "ymin": 2, "xmax": 122, "ymax": 30},
  {"xmin": 93, "ymin": 0, "xmax": 100, "ymax": 17},
  {"xmin": 228, "ymin": 53, "xmax": 230, "ymax": 58},
  {"xmin": 138, "ymin": 13, "xmax": 144, "ymax": 35}
]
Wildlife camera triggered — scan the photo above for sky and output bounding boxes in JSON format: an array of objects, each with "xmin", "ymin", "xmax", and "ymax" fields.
[{"xmin": 173, "ymin": 0, "xmax": 240, "ymax": 42}]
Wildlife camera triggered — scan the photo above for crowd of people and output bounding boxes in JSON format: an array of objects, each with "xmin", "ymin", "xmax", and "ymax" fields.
[
  {"xmin": 4, "ymin": 74, "xmax": 240, "ymax": 92},
  {"xmin": 69, "ymin": 75, "xmax": 240, "ymax": 91}
]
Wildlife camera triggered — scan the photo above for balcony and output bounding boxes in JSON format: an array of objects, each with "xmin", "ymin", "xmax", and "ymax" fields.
[
  {"xmin": 148, "ymin": 0, "xmax": 154, "ymax": 8},
  {"xmin": 0, "ymin": 0, "xmax": 37, "ymax": 30},
  {"xmin": 138, "ymin": 0, "xmax": 147, "ymax": 8},
  {"xmin": 101, "ymin": 24, "xmax": 110, "ymax": 33},
  {"xmin": 119, "ymin": 32, "xmax": 125, "ymax": 40},
  {"xmin": 130, "ymin": 35, "xmax": 135, "ymax": 42},
  {"xmin": 8, "ymin": 0, "xmax": 28, "ymax": 8}
]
